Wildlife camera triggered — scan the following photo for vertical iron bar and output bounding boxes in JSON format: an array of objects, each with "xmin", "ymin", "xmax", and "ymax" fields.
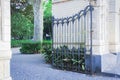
[
  {"xmin": 66, "ymin": 19, "xmax": 69, "ymax": 70},
  {"xmin": 78, "ymin": 16, "xmax": 80, "ymax": 72},
  {"xmin": 70, "ymin": 21, "xmax": 72, "ymax": 70},
  {"xmin": 80, "ymin": 16, "xmax": 83, "ymax": 71},
  {"xmin": 56, "ymin": 22, "xmax": 59, "ymax": 68},
  {"xmin": 52, "ymin": 16, "xmax": 54, "ymax": 66},
  {"xmin": 75, "ymin": 19, "xmax": 78, "ymax": 71},
  {"xmin": 90, "ymin": 5, "xmax": 93, "ymax": 74},
  {"xmin": 70, "ymin": 21, "xmax": 72, "ymax": 49},
  {"xmin": 72, "ymin": 17, "xmax": 74, "ymax": 71},
  {"xmin": 61, "ymin": 19, "xmax": 64, "ymax": 69},
  {"xmin": 83, "ymin": 11, "xmax": 87, "ymax": 73}
]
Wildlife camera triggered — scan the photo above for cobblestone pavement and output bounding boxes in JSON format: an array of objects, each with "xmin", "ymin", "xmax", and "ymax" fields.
[{"xmin": 11, "ymin": 48, "xmax": 120, "ymax": 80}]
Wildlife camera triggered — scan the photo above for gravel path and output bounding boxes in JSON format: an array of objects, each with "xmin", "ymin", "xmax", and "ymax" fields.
[{"xmin": 10, "ymin": 48, "xmax": 120, "ymax": 80}]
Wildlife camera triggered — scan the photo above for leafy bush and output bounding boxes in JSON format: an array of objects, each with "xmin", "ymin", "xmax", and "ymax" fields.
[
  {"xmin": 20, "ymin": 41, "xmax": 41, "ymax": 54},
  {"xmin": 42, "ymin": 41, "xmax": 52, "ymax": 63},
  {"xmin": 42, "ymin": 42, "xmax": 85, "ymax": 71},
  {"xmin": 52, "ymin": 45, "xmax": 85, "ymax": 71}
]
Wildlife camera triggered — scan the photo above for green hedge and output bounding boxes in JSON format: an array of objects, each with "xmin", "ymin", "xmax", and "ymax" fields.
[
  {"xmin": 11, "ymin": 39, "xmax": 52, "ymax": 47},
  {"xmin": 11, "ymin": 40, "xmax": 33, "ymax": 47},
  {"xmin": 19, "ymin": 40, "xmax": 52, "ymax": 54},
  {"xmin": 20, "ymin": 41, "xmax": 41, "ymax": 54}
]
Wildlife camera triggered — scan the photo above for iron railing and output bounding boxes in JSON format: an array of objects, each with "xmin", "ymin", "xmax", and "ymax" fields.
[{"xmin": 52, "ymin": 5, "xmax": 94, "ymax": 73}]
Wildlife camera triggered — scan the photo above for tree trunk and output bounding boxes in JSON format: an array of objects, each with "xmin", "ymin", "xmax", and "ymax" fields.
[{"xmin": 33, "ymin": 0, "xmax": 43, "ymax": 42}]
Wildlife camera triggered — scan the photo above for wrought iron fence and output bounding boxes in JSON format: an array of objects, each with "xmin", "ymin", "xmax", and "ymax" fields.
[{"xmin": 52, "ymin": 5, "xmax": 94, "ymax": 73}]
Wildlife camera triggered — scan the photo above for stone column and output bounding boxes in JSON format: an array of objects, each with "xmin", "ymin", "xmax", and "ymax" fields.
[
  {"xmin": 107, "ymin": 0, "xmax": 120, "ymax": 67},
  {"xmin": 108, "ymin": 0, "xmax": 120, "ymax": 54},
  {"xmin": 89, "ymin": 0, "xmax": 110, "ymax": 72},
  {"xmin": 113, "ymin": 0, "xmax": 120, "ymax": 65},
  {"xmin": 0, "ymin": 0, "xmax": 12, "ymax": 80}
]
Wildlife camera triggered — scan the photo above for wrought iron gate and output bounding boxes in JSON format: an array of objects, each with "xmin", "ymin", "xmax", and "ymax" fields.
[{"xmin": 52, "ymin": 5, "xmax": 94, "ymax": 73}]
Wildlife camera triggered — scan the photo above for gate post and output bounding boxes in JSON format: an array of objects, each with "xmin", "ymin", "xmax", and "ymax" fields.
[
  {"xmin": 0, "ymin": 0, "xmax": 12, "ymax": 80},
  {"xmin": 89, "ymin": 0, "xmax": 110, "ymax": 72},
  {"xmin": 108, "ymin": 0, "xmax": 120, "ymax": 65},
  {"xmin": 115, "ymin": 1, "xmax": 120, "ymax": 65}
]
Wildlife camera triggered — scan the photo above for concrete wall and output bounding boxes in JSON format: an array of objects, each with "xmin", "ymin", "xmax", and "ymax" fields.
[{"xmin": 0, "ymin": 0, "xmax": 12, "ymax": 80}]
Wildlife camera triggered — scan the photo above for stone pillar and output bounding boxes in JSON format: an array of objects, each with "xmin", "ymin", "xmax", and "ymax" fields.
[
  {"xmin": 0, "ymin": 0, "xmax": 12, "ymax": 80},
  {"xmin": 89, "ymin": 0, "xmax": 110, "ymax": 72},
  {"xmin": 113, "ymin": 0, "xmax": 120, "ymax": 65},
  {"xmin": 115, "ymin": 1, "xmax": 120, "ymax": 53},
  {"xmin": 108, "ymin": 0, "xmax": 120, "ymax": 53},
  {"xmin": 107, "ymin": 0, "xmax": 120, "ymax": 67}
]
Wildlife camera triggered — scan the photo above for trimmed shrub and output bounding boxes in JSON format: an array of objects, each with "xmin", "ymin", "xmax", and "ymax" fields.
[{"xmin": 20, "ymin": 41, "xmax": 41, "ymax": 54}]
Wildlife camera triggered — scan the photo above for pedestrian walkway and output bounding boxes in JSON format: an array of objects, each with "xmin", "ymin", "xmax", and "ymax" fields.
[{"xmin": 11, "ymin": 48, "xmax": 120, "ymax": 80}]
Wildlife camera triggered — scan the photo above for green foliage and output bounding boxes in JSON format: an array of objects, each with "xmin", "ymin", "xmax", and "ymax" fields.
[
  {"xmin": 16, "ymin": 40, "xmax": 52, "ymax": 55},
  {"xmin": 11, "ymin": 39, "xmax": 33, "ymax": 47},
  {"xmin": 21, "ymin": 4, "xmax": 34, "ymax": 23},
  {"xmin": 11, "ymin": 12, "xmax": 33, "ymax": 40},
  {"xmin": 42, "ymin": 43, "xmax": 85, "ymax": 71},
  {"xmin": 42, "ymin": 42, "xmax": 52, "ymax": 63},
  {"xmin": 11, "ymin": 0, "xmax": 28, "ymax": 14},
  {"xmin": 11, "ymin": 39, "xmax": 52, "ymax": 48},
  {"xmin": 43, "ymin": 0, "xmax": 52, "ymax": 39},
  {"xmin": 42, "ymin": 40, "xmax": 52, "ymax": 44},
  {"xmin": 20, "ymin": 41, "xmax": 41, "ymax": 54},
  {"xmin": 11, "ymin": 0, "xmax": 52, "ymax": 40},
  {"xmin": 11, "ymin": 0, "xmax": 34, "ymax": 40},
  {"xmin": 43, "ymin": 0, "xmax": 52, "ymax": 18},
  {"xmin": 53, "ymin": 46, "xmax": 85, "ymax": 71}
]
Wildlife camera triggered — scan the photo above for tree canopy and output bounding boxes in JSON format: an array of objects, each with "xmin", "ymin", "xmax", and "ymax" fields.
[
  {"xmin": 43, "ymin": 0, "xmax": 52, "ymax": 39},
  {"xmin": 11, "ymin": 0, "xmax": 52, "ymax": 40},
  {"xmin": 11, "ymin": 0, "xmax": 34, "ymax": 40},
  {"xmin": 11, "ymin": 12, "xmax": 33, "ymax": 40}
]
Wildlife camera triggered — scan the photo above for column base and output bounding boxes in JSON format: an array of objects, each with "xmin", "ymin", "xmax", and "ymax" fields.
[
  {"xmin": 101, "ymin": 53, "xmax": 117, "ymax": 72},
  {"xmin": 117, "ymin": 52, "xmax": 120, "ymax": 65},
  {"xmin": 0, "ymin": 50, "xmax": 12, "ymax": 80},
  {"xmin": 85, "ymin": 53, "xmax": 117, "ymax": 73},
  {"xmin": 85, "ymin": 54, "xmax": 101, "ymax": 73}
]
